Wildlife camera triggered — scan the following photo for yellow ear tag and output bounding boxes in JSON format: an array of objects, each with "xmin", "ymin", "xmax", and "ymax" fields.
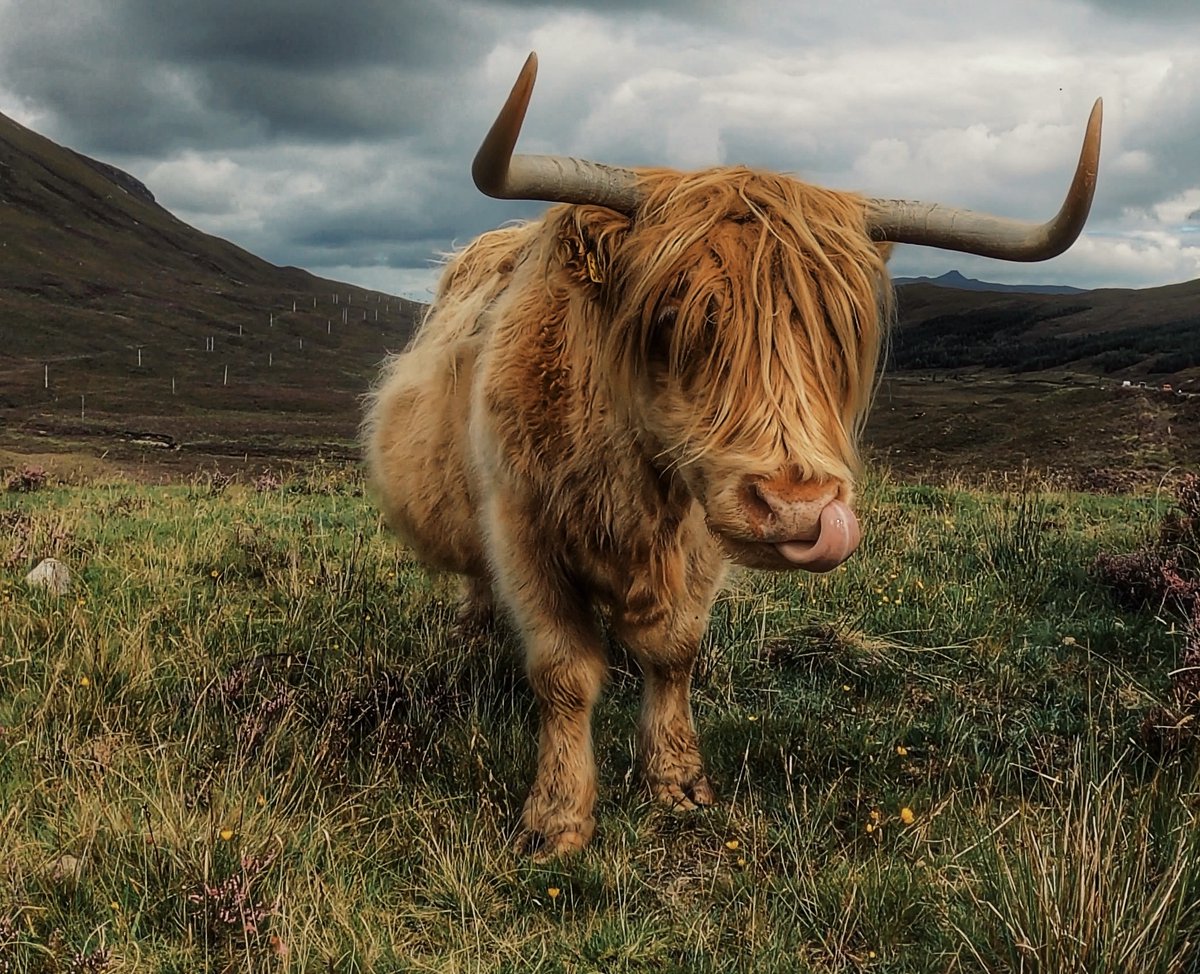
[{"xmin": 586, "ymin": 251, "xmax": 604, "ymax": 285}]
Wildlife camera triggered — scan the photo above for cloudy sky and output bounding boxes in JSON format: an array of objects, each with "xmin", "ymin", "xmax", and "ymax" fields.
[{"xmin": 0, "ymin": 0, "xmax": 1198, "ymax": 298}]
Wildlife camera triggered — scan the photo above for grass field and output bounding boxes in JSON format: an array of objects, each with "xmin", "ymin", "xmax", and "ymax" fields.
[{"xmin": 1, "ymin": 468, "xmax": 1198, "ymax": 972}]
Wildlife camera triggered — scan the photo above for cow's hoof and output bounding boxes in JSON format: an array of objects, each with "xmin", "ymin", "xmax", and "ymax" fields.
[
  {"xmin": 513, "ymin": 822, "xmax": 594, "ymax": 860},
  {"xmin": 652, "ymin": 774, "xmax": 717, "ymax": 811}
]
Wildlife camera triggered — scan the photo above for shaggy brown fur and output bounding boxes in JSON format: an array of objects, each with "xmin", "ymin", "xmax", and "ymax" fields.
[{"xmin": 363, "ymin": 165, "xmax": 892, "ymax": 857}]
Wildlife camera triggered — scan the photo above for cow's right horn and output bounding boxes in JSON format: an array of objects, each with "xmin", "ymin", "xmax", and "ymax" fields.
[
  {"xmin": 472, "ymin": 52, "xmax": 642, "ymax": 214},
  {"xmin": 867, "ymin": 99, "xmax": 1103, "ymax": 261}
]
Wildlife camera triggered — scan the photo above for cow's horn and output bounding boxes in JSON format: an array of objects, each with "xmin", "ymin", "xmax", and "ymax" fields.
[
  {"xmin": 472, "ymin": 52, "xmax": 641, "ymax": 214},
  {"xmin": 866, "ymin": 98, "xmax": 1103, "ymax": 261}
]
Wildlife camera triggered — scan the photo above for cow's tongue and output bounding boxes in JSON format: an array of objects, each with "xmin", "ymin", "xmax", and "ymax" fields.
[{"xmin": 774, "ymin": 500, "xmax": 860, "ymax": 572}]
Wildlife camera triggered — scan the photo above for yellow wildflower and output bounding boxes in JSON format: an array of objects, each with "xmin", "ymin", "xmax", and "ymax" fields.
[
  {"xmin": 547, "ymin": 887, "xmax": 560, "ymax": 900},
  {"xmin": 79, "ymin": 676, "xmax": 90, "ymax": 687},
  {"xmin": 896, "ymin": 745, "xmax": 908, "ymax": 756},
  {"xmin": 219, "ymin": 828, "xmax": 234, "ymax": 841},
  {"xmin": 900, "ymin": 807, "xmax": 915, "ymax": 825},
  {"xmin": 725, "ymin": 839, "xmax": 740, "ymax": 851}
]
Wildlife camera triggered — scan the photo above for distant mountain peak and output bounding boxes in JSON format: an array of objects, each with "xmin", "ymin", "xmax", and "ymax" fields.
[{"xmin": 894, "ymin": 270, "xmax": 1087, "ymax": 295}]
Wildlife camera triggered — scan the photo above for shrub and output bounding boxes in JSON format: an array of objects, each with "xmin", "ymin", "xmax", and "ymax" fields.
[{"xmin": 5, "ymin": 464, "xmax": 47, "ymax": 493}]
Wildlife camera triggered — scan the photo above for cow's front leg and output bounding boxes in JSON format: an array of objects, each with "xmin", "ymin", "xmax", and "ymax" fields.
[
  {"xmin": 516, "ymin": 617, "xmax": 607, "ymax": 857},
  {"xmin": 486, "ymin": 496, "xmax": 607, "ymax": 858},
  {"xmin": 614, "ymin": 564, "xmax": 723, "ymax": 811}
]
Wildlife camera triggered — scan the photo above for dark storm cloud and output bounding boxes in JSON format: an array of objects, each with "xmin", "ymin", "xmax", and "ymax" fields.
[
  {"xmin": 0, "ymin": 0, "xmax": 498, "ymax": 154},
  {"xmin": 0, "ymin": 0, "xmax": 1197, "ymax": 294},
  {"xmin": 118, "ymin": 0, "xmax": 466, "ymax": 68}
]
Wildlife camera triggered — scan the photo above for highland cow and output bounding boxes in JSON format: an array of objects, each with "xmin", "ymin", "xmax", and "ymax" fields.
[{"xmin": 364, "ymin": 54, "xmax": 1102, "ymax": 857}]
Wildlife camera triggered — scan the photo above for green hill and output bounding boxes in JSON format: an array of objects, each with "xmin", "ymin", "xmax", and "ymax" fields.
[{"xmin": 0, "ymin": 109, "xmax": 421, "ymax": 468}]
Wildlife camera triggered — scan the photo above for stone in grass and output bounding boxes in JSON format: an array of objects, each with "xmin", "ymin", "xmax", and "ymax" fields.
[
  {"xmin": 24, "ymin": 557, "xmax": 72, "ymax": 596},
  {"xmin": 45, "ymin": 854, "xmax": 84, "ymax": 884}
]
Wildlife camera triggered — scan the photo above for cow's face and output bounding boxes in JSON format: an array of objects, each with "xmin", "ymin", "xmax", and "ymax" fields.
[{"xmin": 576, "ymin": 171, "xmax": 892, "ymax": 572}]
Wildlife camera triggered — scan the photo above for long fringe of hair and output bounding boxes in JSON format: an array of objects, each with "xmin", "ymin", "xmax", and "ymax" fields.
[{"xmin": 587, "ymin": 166, "xmax": 893, "ymax": 482}]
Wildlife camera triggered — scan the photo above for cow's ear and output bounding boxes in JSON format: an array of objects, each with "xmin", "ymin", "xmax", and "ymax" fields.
[{"xmin": 558, "ymin": 205, "xmax": 632, "ymax": 295}]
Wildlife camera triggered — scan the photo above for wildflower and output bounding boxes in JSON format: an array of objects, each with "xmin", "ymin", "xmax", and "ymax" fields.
[
  {"xmin": 841, "ymin": 684, "xmax": 852, "ymax": 692},
  {"xmin": 747, "ymin": 714, "xmax": 758, "ymax": 722},
  {"xmin": 736, "ymin": 857, "xmax": 746, "ymax": 866},
  {"xmin": 110, "ymin": 901, "xmax": 119, "ymax": 910},
  {"xmin": 547, "ymin": 886, "xmax": 560, "ymax": 900},
  {"xmin": 210, "ymin": 569, "xmax": 219, "ymax": 578},
  {"xmin": 896, "ymin": 745, "xmax": 908, "ymax": 756},
  {"xmin": 79, "ymin": 676, "xmax": 90, "ymax": 687},
  {"xmin": 865, "ymin": 822, "xmax": 876, "ymax": 834},
  {"xmin": 725, "ymin": 839, "xmax": 740, "ymax": 851},
  {"xmin": 219, "ymin": 828, "xmax": 234, "ymax": 841},
  {"xmin": 900, "ymin": 807, "xmax": 915, "ymax": 825},
  {"xmin": 869, "ymin": 809, "xmax": 881, "ymax": 822}
]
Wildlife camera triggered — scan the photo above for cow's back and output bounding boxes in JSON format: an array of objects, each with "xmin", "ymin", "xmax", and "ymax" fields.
[{"xmin": 363, "ymin": 224, "xmax": 531, "ymax": 575}]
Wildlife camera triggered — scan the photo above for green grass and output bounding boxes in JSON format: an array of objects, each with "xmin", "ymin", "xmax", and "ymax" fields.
[{"xmin": 1, "ymin": 470, "xmax": 1197, "ymax": 972}]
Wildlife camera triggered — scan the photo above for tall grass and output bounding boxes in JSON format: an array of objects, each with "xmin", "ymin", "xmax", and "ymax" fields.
[
  {"xmin": 959, "ymin": 743, "xmax": 1200, "ymax": 974},
  {"xmin": 0, "ymin": 467, "xmax": 1193, "ymax": 972}
]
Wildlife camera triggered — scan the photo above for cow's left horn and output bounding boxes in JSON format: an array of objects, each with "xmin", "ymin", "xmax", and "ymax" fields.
[
  {"xmin": 867, "ymin": 98, "xmax": 1103, "ymax": 261},
  {"xmin": 472, "ymin": 52, "xmax": 641, "ymax": 214}
]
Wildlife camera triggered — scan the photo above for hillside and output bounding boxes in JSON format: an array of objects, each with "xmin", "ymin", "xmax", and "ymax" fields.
[
  {"xmin": 893, "ymin": 278, "xmax": 1200, "ymax": 387},
  {"xmin": 0, "ymin": 109, "xmax": 422, "ymax": 467}
]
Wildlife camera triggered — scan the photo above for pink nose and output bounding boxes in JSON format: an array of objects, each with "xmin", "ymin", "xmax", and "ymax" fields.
[
  {"xmin": 746, "ymin": 476, "xmax": 839, "ymax": 539},
  {"xmin": 742, "ymin": 475, "xmax": 861, "ymax": 572}
]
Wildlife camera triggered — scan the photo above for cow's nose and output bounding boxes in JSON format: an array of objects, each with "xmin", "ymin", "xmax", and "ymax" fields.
[{"xmin": 741, "ymin": 474, "xmax": 841, "ymax": 541}]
